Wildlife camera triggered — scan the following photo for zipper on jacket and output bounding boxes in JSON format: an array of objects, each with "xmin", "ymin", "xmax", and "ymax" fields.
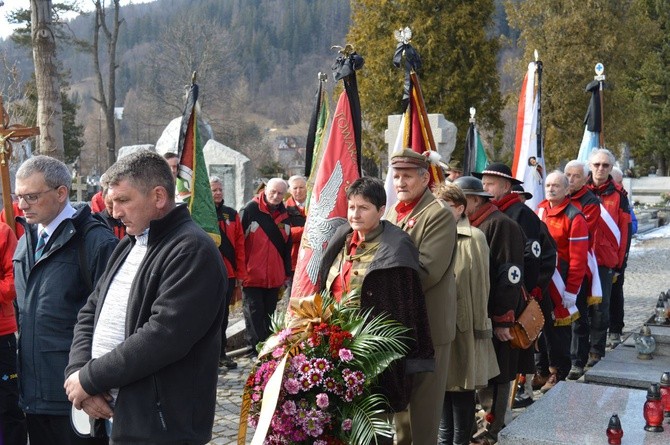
[{"xmin": 152, "ymin": 375, "xmax": 168, "ymax": 431}]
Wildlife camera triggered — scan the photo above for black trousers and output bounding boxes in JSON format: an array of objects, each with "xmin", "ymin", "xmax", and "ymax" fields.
[
  {"xmin": 0, "ymin": 334, "xmax": 26, "ymax": 445},
  {"xmin": 242, "ymin": 287, "xmax": 279, "ymax": 349},
  {"xmin": 25, "ymin": 414, "xmax": 107, "ymax": 445},
  {"xmin": 609, "ymin": 272, "xmax": 625, "ymax": 334},
  {"xmin": 220, "ymin": 278, "xmax": 236, "ymax": 357},
  {"xmin": 438, "ymin": 390, "xmax": 476, "ymax": 445},
  {"xmin": 572, "ymin": 267, "xmax": 613, "ymax": 365},
  {"xmin": 543, "ymin": 323, "xmax": 572, "ymax": 379}
]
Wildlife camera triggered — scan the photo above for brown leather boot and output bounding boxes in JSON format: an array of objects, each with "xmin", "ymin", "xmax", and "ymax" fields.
[{"xmin": 531, "ymin": 372, "xmax": 549, "ymax": 390}]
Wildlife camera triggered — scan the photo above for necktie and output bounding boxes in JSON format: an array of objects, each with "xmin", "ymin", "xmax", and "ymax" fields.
[{"xmin": 35, "ymin": 229, "xmax": 48, "ymax": 261}]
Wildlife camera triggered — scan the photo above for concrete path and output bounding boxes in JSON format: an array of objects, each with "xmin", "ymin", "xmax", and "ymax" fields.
[{"xmin": 208, "ymin": 225, "xmax": 670, "ymax": 444}]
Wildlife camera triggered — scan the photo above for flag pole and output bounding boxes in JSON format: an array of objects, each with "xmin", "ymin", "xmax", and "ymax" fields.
[
  {"xmin": 535, "ymin": 50, "xmax": 543, "ymax": 158},
  {"xmin": 463, "ymin": 107, "xmax": 476, "ymax": 176},
  {"xmin": 594, "ymin": 63, "xmax": 605, "ymax": 148},
  {"xmin": 304, "ymin": 72, "xmax": 328, "ymax": 177}
]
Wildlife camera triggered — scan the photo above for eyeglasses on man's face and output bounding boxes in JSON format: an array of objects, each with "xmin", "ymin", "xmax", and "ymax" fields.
[
  {"xmin": 16, "ymin": 188, "xmax": 57, "ymax": 204},
  {"xmin": 592, "ymin": 162, "xmax": 611, "ymax": 169}
]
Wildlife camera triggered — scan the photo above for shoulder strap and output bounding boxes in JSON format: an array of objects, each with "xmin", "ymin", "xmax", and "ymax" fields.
[
  {"xmin": 244, "ymin": 200, "xmax": 288, "ymax": 257},
  {"xmin": 218, "ymin": 229, "xmax": 237, "ymax": 270},
  {"xmin": 78, "ymin": 215, "xmax": 112, "ymax": 294}
]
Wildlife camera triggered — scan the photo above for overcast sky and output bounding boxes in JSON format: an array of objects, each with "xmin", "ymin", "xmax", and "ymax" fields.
[{"xmin": 0, "ymin": 0, "xmax": 157, "ymax": 40}]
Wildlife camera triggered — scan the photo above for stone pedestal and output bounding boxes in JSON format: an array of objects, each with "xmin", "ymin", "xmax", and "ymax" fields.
[
  {"xmin": 384, "ymin": 113, "xmax": 457, "ymax": 176},
  {"xmin": 499, "ymin": 381, "xmax": 670, "ymax": 444}
]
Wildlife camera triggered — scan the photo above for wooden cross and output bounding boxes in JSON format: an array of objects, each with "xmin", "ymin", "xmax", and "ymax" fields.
[{"xmin": 0, "ymin": 96, "xmax": 40, "ymax": 234}]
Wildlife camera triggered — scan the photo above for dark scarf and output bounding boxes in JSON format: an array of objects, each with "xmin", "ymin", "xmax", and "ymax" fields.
[
  {"xmin": 491, "ymin": 192, "xmax": 520, "ymax": 212},
  {"xmin": 468, "ymin": 201, "xmax": 497, "ymax": 228}
]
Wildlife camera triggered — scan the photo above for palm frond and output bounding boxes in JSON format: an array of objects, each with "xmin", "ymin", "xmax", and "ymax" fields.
[
  {"xmin": 347, "ymin": 312, "xmax": 412, "ymax": 379},
  {"xmin": 269, "ymin": 309, "xmax": 287, "ymax": 333},
  {"xmin": 345, "ymin": 394, "xmax": 395, "ymax": 445}
]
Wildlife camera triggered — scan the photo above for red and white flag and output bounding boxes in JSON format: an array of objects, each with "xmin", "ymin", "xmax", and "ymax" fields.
[
  {"xmin": 512, "ymin": 61, "xmax": 545, "ymax": 211},
  {"xmin": 290, "ymin": 91, "xmax": 361, "ymax": 299},
  {"xmin": 384, "ymin": 72, "xmax": 443, "ymax": 211}
]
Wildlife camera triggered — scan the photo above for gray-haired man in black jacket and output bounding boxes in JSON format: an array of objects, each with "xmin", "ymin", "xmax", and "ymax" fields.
[{"xmin": 65, "ymin": 151, "xmax": 226, "ymax": 444}]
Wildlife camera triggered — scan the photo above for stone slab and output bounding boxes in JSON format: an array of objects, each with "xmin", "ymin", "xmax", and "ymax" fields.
[
  {"xmin": 225, "ymin": 318, "xmax": 248, "ymax": 352},
  {"xmin": 584, "ymin": 344, "xmax": 670, "ymax": 389},
  {"xmin": 630, "ymin": 176, "xmax": 670, "ymax": 205},
  {"xmin": 499, "ymin": 381, "xmax": 670, "ymax": 445}
]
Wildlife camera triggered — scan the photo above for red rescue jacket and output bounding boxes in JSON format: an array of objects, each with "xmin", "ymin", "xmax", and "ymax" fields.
[{"xmin": 240, "ymin": 194, "xmax": 292, "ymax": 288}]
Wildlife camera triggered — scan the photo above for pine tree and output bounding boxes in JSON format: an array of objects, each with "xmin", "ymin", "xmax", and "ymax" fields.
[
  {"xmin": 506, "ymin": 0, "xmax": 657, "ymax": 168},
  {"xmin": 636, "ymin": 0, "xmax": 670, "ymax": 175},
  {"xmin": 347, "ymin": 0, "xmax": 504, "ymax": 162}
]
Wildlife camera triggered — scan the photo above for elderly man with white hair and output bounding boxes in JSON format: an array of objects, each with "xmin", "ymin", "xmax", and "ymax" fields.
[
  {"xmin": 585, "ymin": 149, "xmax": 631, "ymax": 369},
  {"xmin": 239, "ymin": 178, "xmax": 292, "ymax": 352}
]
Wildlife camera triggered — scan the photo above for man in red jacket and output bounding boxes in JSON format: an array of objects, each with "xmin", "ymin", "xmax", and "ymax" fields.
[
  {"xmin": 240, "ymin": 178, "xmax": 292, "ymax": 352},
  {"xmin": 565, "ymin": 159, "xmax": 602, "ymax": 380},
  {"xmin": 585, "ymin": 149, "xmax": 631, "ymax": 368},
  {"xmin": 536, "ymin": 171, "xmax": 589, "ymax": 391},
  {"xmin": 285, "ymin": 175, "xmax": 307, "ymax": 297},
  {"xmin": 210, "ymin": 176, "xmax": 246, "ymax": 369},
  {"xmin": 0, "ymin": 221, "xmax": 26, "ymax": 444}
]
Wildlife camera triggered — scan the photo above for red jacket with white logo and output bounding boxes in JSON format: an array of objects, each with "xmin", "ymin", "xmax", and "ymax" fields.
[
  {"xmin": 569, "ymin": 186, "xmax": 600, "ymax": 250},
  {"xmin": 587, "ymin": 177, "xmax": 631, "ymax": 270},
  {"xmin": 538, "ymin": 199, "xmax": 589, "ymax": 295},
  {"xmin": 240, "ymin": 194, "xmax": 292, "ymax": 288},
  {"xmin": 537, "ymin": 198, "xmax": 589, "ymax": 324}
]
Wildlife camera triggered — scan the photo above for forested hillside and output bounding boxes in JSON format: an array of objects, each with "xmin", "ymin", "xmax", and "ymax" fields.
[{"xmin": 3, "ymin": 0, "xmax": 667, "ymax": 176}]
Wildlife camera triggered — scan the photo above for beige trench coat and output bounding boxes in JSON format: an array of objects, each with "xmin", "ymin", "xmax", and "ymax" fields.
[{"xmin": 446, "ymin": 217, "xmax": 500, "ymax": 391}]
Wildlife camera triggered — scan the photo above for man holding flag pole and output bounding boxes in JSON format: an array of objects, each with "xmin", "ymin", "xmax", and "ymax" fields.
[{"xmin": 385, "ymin": 28, "xmax": 457, "ymax": 445}]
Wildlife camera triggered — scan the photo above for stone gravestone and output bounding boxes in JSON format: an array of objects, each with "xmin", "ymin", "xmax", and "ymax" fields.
[
  {"xmin": 630, "ymin": 176, "xmax": 670, "ymax": 205},
  {"xmin": 584, "ymin": 323, "xmax": 670, "ymax": 389},
  {"xmin": 155, "ymin": 117, "xmax": 253, "ymax": 210},
  {"xmin": 71, "ymin": 176, "xmax": 89, "ymax": 202},
  {"xmin": 204, "ymin": 139, "xmax": 253, "ymax": 211},
  {"xmin": 499, "ymin": 381, "xmax": 670, "ymax": 445},
  {"xmin": 501, "ymin": 303, "xmax": 670, "ymax": 443},
  {"xmin": 385, "ymin": 113, "xmax": 458, "ymax": 171},
  {"xmin": 117, "ymin": 144, "xmax": 156, "ymax": 160},
  {"xmin": 154, "ymin": 117, "xmax": 213, "ymax": 156}
]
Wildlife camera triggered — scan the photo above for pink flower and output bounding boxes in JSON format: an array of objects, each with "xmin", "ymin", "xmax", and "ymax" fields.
[
  {"xmin": 284, "ymin": 378, "xmax": 300, "ymax": 395},
  {"xmin": 277, "ymin": 327, "xmax": 292, "ymax": 343},
  {"xmin": 291, "ymin": 353, "xmax": 307, "ymax": 368},
  {"xmin": 311, "ymin": 357, "xmax": 332, "ymax": 373},
  {"xmin": 323, "ymin": 377, "xmax": 337, "ymax": 392},
  {"xmin": 281, "ymin": 400, "xmax": 297, "ymax": 415},
  {"xmin": 308, "ymin": 370, "xmax": 323, "ymax": 386},
  {"xmin": 271, "ymin": 346, "xmax": 285, "ymax": 358},
  {"xmin": 338, "ymin": 348, "xmax": 353, "ymax": 362},
  {"xmin": 342, "ymin": 418, "xmax": 353, "ymax": 431},
  {"xmin": 316, "ymin": 393, "xmax": 329, "ymax": 409}
]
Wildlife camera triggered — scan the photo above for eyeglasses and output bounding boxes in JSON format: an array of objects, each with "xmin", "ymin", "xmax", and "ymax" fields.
[
  {"xmin": 16, "ymin": 188, "xmax": 57, "ymax": 204},
  {"xmin": 592, "ymin": 163, "xmax": 611, "ymax": 169}
]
